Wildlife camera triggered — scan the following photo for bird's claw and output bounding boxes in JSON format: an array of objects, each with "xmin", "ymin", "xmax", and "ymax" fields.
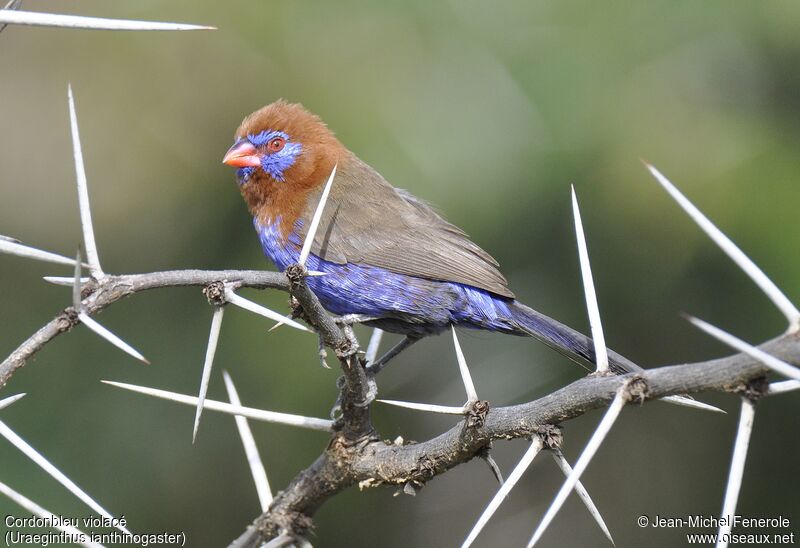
[
  {"xmin": 355, "ymin": 375, "xmax": 378, "ymax": 407},
  {"xmin": 333, "ymin": 314, "xmax": 378, "ymax": 326},
  {"xmin": 318, "ymin": 336, "xmax": 331, "ymax": 368}
]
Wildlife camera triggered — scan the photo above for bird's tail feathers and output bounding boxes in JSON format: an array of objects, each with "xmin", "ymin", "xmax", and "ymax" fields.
[{"xmin": 506, "ymin": 301, "xmax": 639, "ymax": 375}]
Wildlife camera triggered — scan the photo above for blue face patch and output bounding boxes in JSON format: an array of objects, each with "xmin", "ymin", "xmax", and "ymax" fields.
[
  {"xmin": 236, "ymin": 167, "xmax": 255, "ymax": 186},
  {"xmin": 246, "ymin": 130, "xmax": 303, "ymax": 182}
]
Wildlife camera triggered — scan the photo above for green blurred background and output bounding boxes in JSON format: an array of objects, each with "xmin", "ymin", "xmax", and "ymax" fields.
[{"xmin": 1, "ymin": 1, "xmax": 798, "ymax": 546}]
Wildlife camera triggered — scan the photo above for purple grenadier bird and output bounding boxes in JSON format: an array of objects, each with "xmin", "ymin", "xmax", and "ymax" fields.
[{"xmin": 223, "ymin": 100, "xmax": 638, "ymax": 375}]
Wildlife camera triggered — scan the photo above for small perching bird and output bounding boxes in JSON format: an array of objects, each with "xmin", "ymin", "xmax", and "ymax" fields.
[{"xmin": 223, "ymin": 100, "xmax": 637, "ymax": 373}]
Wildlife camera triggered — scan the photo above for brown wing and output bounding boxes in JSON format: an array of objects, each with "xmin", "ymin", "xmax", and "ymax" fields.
[{"xmin": 299, "ymin": 154, "xmax": 514, "ymax": 299}]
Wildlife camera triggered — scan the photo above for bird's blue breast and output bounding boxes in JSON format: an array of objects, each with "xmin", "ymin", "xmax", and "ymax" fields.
[{"xmin": 254, "ymin": 218, "xmax": 515, "ymax": 335}]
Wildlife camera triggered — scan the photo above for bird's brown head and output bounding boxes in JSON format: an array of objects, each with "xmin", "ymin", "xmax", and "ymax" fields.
[{"xmin": 222, "ymin": 100, "xmax": 345, "ymax": 223}]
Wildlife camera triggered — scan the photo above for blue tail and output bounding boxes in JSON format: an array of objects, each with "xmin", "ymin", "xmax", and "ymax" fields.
[{"xmin": 505, "ymin": 301, "xmax": 640, "ymax": 375}]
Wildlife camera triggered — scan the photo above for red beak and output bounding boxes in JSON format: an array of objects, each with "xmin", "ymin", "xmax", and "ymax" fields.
[{"xmin": 222, "ymin": 141, "xmax": 261, "ymax": 168}]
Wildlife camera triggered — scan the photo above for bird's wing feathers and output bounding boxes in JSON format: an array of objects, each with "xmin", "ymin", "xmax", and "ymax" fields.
[{"xmin": 300, "ymin": 155, "xmax": 514, "ymax": 298}]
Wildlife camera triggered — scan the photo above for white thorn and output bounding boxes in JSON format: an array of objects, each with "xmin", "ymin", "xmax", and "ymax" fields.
[
  {"xmin": 192, "ymin": 306, "xmax": 225, "ymax": 443},
  {"xmin": 267, "ymin": 314, "xmax": 294, "ymax": 333},
  {"xmin": 68, "ymin": 84, "xmax": 103, "ymax": 278},
  {"xmin": 78, "ymin": 312, "xmax": 149, "ymax": 364},
  {"xmin": 0, "ymin": 239, "xmax": 79, "ymax": 267},
  {"xmin": 72, "ymin": 249, "xmax": 82, "ymax": 310},
  {"xmin": 224, "ymin": 287, "xmax": 311, "ymax": 332},
  {"xmin": 461, "ymin": 437, "xmax": 544, "ymax": 548},
  {"xmin": 43, "ymin": 276, "xmax": 90, "ymax": 286},
  {"xmin": 102, "ymin": 380, "xmax": 332, "ymax": 432},
  {"xmin": 646, "ymin": 163, "xmax": 800, "ymax": 333},
  {"xmin": 0, "ymin": 10, "xmax": 215, "ymax": 30},
  {"xmin": 659, "ymin": 395, "xmax": 726, "ymax": 413},
  {"xmin": 550, "ymin": 449, "xmax": 614, "ymax": 545},
  {"xmin": 0, "ymin": 393, "xmax": 26, "ymax": 411},
  {"xmin": 0, "ymin": 481, "xmax": 104, "ymax": 548},
  {"xmin": 377, "ymin": 399, "xmax": 466, "ymax": 415},
  {"xmin": 0, "ymin": 419, "xmax": 130, "ymax": 535},
  {"xmin": 364, "ymin": 328, "xmax": 384, "ymax": 366},
  {"xmin": 717, "ymin": 398, "xmax": 756, "ymax": 548},
  {"xmin": 688, "ymin": 316, "xmax": 800, "ymax": 381},
  {"xmin": 451, "ymin": 327, "xmax": 479, "ymax": 402},
  {"xmin": 571, "ymin": 186, "xmax": 609, "ymax": 373},
  {"xmin": 768, "ymin": 380, "xmax": 800, "ymax": 395},
  {"xmin": 298, "ymin": 164, "xmax": 337, "ymax": 267},
  {"xmin": 223, "ymin": 371, "xmax": 273, "ymax": 511},
  {"xmin": 527, "ymin": 388, "xmax": 627, "ymax": 547}
]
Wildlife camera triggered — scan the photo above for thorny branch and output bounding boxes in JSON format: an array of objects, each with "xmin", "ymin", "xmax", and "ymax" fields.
[
  {"xmin": 231, "ymin": 333, "xmax": 798, "ymax": 546},
  {"xmin": 0, "ymin": 270, "xmax": 286, "ymax": 387},
  {"xmin": 1, "ymin": 262, "xmax": 798, "ymax": 546}
]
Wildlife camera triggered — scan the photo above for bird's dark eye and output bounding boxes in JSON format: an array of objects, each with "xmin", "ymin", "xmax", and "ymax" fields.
[{"xmin": 267, "ymin": 137, "xmax": 286, "ymax": 153}]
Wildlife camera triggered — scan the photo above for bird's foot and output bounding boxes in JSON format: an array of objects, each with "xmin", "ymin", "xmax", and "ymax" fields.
[
  {"xmin": 355, "ymin": 375, "xmax": 379, "ymax": 407},
  {"xmin": 332, "ymin": 314, "xmax": 379, "ymax": 326},
  {"xmin": 330, "ymin": 374, "xmax": 378, "ymax": 414},
  {"xmin": 317, "ymin": 335, "xmax": 331, "ymax": 369}
]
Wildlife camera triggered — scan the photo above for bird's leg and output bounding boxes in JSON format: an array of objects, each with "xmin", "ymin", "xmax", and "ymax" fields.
[
  {"xmin": 366, "ymin": 334, "xmax": 422, "ymax": 375},
  {"xmin": 355, "ymin": 336, "xmax": 420, "ymax": 407}
]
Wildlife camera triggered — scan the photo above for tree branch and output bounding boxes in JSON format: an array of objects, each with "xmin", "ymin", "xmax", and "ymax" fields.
[
  {"xmin": 231, "ymin": 331, "xmax": 799, "ymax": 546},
  {"xmin": 3, "ymin": 265, "xmax": 798, "ymax": 548},
  {"xmin": 0, "ymin": 270, "xmax": 287, "ymax": 387}
]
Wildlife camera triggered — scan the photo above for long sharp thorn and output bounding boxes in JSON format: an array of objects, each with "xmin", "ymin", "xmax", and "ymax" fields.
[
  {"xmin": 571, "ymin": 186, "xmax": 609, "ymax": 373},
  {"xmin": 0, "ymin": 393, "xmax": 26, "ymax": 411},
  {"xmin": 192, "ymin": 306, "xmax": 225, "ymax": 443},
  {"xmin": 0, "ymin": 10, "xmax": 215, "ymax": 30},
  {"xmin": 72, "ymin": 249, "xmax": 82, "ymax": 309},
  {"xmin": 717, "ymin": 398, "xmax": 756, "ymax": 548},
  {"xmin": 0, "ymin": 239, "xmax": 80, "ymax": 267},
  {"xmin": 223, "ymin": 371, "xmax": 273, "ymax": 511},
  {"xmin": 646, "ymin": 163, "xmax": 800, "ymax": 332},
  {"xmin": 461, "ymin": 438, "xmax": 544, "ymax": 548},
  {"xmin": 687, "ymin": 316, "xmax": 800, "ymax": 381},
  {"xmin": 377, "ymin": 399, "xmax": 466, "ymax": 415},
  {"xmin": 527, "ymin": 388, "xmax": 627, "ymax": 547},
  {"xmin": 365, "ymin": 328, "xmax": 384, "ymax": 366},
  {"xmin": 0, "ymin": 419, "xmax": 130, "ymax": 534},
  {"xmin": 78, "ymin": 313, "xmax": 149, "ymax": 364},
  {"xmin": 660, "ymin": 395, "xmax": 726, "ymax": 413},
  {"xmin": 224, "ymin": 287, "xmax": 311, "ymax": 332},
  {"xmin": 43, "ymin": 276, "xmax": 90, "ymax": 286},
  {"xmin": 0, "ymin": 0, "xmax": 22, "ymax": 34},
  {"xmin": 451, "ymin": 327, "xmax": 479, "ymax": 402},
  {"xmin": 0, "ymin": 481, "xmax": 104, "ymax": 548},
  {"xmin": 551, "ymin": 449, "xmax": 614, "ymax": 545},
  {"xmin": 102, "ymin": 380, "xmax": 333, "ymax": 432},
  {"xmin": 68, "ymin": 84, "xmax": 103, "ymax": 278},
  {"xmin": 267, "ymin": 315, "xmax": 293, "ymax": 332},
  {"xmin": 769, "ymin": 380, "xmax": 800, "ymax": 395},
  {"xmin": 298, "ymin": 164, "xmax": 337, "ymax": 266}
]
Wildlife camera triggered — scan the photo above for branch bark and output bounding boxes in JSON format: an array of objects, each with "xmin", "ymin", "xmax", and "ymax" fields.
[
  {"xmin": 231, "ymin": 331, "xmax": 799, "ymax": 546},
  {"xmin": 0, "ymin": 270, "xmax": 287, "ymax": 387},
  {"xmin": 2, "ymin": 267, "xmax": 798, "ymax": 548}
]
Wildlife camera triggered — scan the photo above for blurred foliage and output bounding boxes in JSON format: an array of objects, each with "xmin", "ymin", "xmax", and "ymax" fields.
[{"xmin": 1, "ymin": 1, "xmax": 798, "ymax": 546}]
